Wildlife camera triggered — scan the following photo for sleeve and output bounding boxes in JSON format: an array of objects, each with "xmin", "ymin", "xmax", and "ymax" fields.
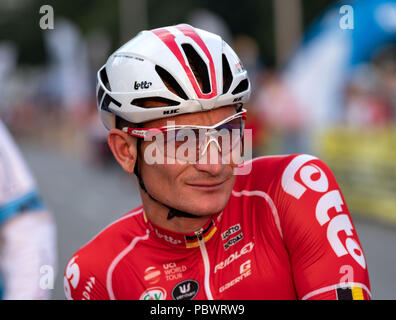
[
  {"xmin": 0, "ymin": 121, "xmax": 57, "ymax": 300},
  {"xmin": 0, "ymin": 210, "xmax": 57, "ymax": 300},
  {"xmin": 0, "ymin": 120, "xmax": 42, "ymax": 225},
  {"xmin": 64, "ymin": 249, "xmax": 110, "ymax": 300},
  {"xmin": 277, "ymin": 154, "xmax": 371, "ymax": 300}
]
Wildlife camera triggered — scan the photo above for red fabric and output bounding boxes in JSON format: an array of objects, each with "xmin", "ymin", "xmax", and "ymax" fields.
[{"xmin": 64, "ymin": 154, "xmax": 371, "ymax": 300}]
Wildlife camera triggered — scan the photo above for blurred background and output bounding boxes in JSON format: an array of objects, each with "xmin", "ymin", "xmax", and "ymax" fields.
[{"xmin": 0, "ymin": 0, "xmax": 395, "ymax": 299}]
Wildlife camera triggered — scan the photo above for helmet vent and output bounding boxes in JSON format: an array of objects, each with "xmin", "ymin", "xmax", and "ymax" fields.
[
  {"xmin": 181, "ymin": 43, "xmax": 211, "ymax": 94},
  {"xmin": 155, "ymin": 65, "xmax": 188, "ymax": 100},
  {"xmin": 231, "ymin": 79, "xmax": 249, "ymax": 95},
  {"xmin": 222, "ymin": 54, "xmax": 233, "ymax": 94},
  {"xmin": 99, "ymin": 67, "xmax": 112, "ymax": 91},
  {"xmin": 131, "ymin": 97, "xmax": 180, "ymax": 108},
  {"xmin": 97, "ymin": 85, "xmax": 105, "ymax": 107}
]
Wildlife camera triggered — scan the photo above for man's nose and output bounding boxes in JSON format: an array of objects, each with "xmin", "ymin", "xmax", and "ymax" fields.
[
  {"xmin": 193, "ymin": 138, "xmax": 224, "ymax": 175},
  {"xmin": 200, "ymin": 136, "xmax": 221, "ymax": 155}
]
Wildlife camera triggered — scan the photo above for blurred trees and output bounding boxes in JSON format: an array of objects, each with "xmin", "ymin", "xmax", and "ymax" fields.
[{"xmin": 0, "ymin": 0, "xmax": 335, "ymax": 67}]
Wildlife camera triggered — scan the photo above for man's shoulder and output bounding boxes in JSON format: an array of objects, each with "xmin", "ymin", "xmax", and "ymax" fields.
[
  {"xmin": 64, "ymin": 206, "xmax": 145, "ymax": 299},
  {"xmin": 234, "ymin": 154, "xmax": 301, "ymax": 187},
  {"xmin": 233, "ymin": 154, "xmax": 334, "ymax": 198},
  {"xmin": 71, "ymin": 206, "xmax": 145, "ymax": 261}
]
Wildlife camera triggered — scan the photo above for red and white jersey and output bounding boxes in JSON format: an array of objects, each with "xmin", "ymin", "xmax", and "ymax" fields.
[{"xmin": 64, "ymin": 154, "xmax": 371, "ymax": 300}]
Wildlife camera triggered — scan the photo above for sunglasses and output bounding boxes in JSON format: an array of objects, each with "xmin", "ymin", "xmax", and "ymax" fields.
[{"xmin": 123, "ymin": 109, "xmax": 247, "ymax": 163}]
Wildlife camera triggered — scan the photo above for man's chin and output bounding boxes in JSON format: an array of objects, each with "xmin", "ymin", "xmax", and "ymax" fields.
[
  {"xmin": 178, "ymin": 197, "xmax": 228, "ymax": 217},
  {"xmin": 174, "ymin": 182, "xmax": 233, "ymax": 216}
]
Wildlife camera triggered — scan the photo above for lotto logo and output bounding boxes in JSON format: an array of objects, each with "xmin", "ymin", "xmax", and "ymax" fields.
[
  {"xmin": 281, "ymin": 155, "xmax": 366, "ymax": 269},
  {"xmin": 134, "ymin": 81, "xmax": 152, "ymax": 90}
]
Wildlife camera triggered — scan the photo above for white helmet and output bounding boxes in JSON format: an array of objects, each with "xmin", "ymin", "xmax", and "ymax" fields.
[{"xmin": 96, "ymin": 24, "xmax": 251, "ymax": 130}]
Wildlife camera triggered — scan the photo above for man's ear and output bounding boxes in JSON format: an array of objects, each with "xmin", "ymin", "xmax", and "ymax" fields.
[{"xmin": 107, "ymin": 129, "xmax": 137, "ymax": 174}]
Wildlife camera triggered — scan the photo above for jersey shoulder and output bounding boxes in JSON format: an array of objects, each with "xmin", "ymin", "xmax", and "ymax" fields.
[
  {"xmin": 64, "ymin": 206, "xmax": 145, "ymax": 300},
  {"xmin": 233, "ymin": 153, "xmax": 339, "ymax": 211},
  {"xmin": 234, "ymin": 154, "xmax": 305, "ymax": 191}
]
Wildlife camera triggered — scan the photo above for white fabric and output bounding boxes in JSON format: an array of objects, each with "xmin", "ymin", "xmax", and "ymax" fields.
[{"xmin": 0, "ymin": 120, "xmax": 36, "ymax": 208}]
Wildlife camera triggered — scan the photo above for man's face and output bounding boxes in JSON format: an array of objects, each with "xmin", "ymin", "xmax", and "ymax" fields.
[{"xmin": 138, "ymin": 105, "xmax": 239, "ymax": 216}]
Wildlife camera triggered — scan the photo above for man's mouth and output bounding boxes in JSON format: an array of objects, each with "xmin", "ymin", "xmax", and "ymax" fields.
[{"xmin": 185, "ymin": 180, "xmax": 226, "ymax": 191}]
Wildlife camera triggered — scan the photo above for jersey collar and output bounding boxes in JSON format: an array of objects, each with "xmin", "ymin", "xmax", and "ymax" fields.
[{"xmin": 143, "ymin": 210, "xmax": 223, "ymax": 249}]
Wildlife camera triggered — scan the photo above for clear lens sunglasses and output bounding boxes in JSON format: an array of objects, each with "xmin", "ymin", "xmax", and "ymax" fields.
[{"xmin": 123, "ymin": 109, "xmax": 247, "ymax": 163}]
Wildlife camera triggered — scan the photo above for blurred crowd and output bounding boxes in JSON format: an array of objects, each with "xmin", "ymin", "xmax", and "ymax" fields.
[
  {"xmin": 0, "ymin": 2, "xmax": 395, "ymax": 164},
  {"xmin": 1, "ymin": 37, "xmax": 395, "ymax": 164},
  {"xmin": 0, "ymin": 0, "xmax": 395, "ymax": 300}
]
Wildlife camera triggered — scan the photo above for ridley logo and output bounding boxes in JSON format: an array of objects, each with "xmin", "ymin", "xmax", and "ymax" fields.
[
  {"xmin": 139, "ymin": 287, "xmax": 167, "ymax": 300},
  {"xmin": 134, "ymin": 81, "xmax": 152, "ymax": 90},
  {"xmin": 171, "ymin": 280, "xmax": 199, "ymax": 300},
  {"xmin": 214, "ymin": 242, "xmax": 254, "ymax": 273},
  {"xmin": 281, "ymin": 154, "xmax": 366, "ymax": 269}
]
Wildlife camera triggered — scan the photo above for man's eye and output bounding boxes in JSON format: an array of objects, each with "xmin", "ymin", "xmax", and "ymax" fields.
[{"xmin": 175, "ymin": 129, "xmax": 199, "ymax": 141}]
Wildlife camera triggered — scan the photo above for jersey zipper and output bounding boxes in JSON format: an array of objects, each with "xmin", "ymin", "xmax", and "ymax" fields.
[{"xmin": 195, "ymin": 228, "xmax": 214, "ymax": 300}]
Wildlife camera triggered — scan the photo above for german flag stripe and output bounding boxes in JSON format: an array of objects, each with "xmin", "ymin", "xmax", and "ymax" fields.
[
  {"xmin": 351, "ymin": 286, "xmax": 364, "ymax": 300},
  {"xmin": 336, "ymin": 286, "xmax": 366, "ymax": 300},
  {"xmin": 185, "ymin": 224, "xmax": 217, "ymax": 248},
  {"xmin": 336, "ymin": 287, "xmax": 353, "ymax": 300},
  {"xmin": 185, "ymin": 240, "xmax": 200, "ymax": 248}
]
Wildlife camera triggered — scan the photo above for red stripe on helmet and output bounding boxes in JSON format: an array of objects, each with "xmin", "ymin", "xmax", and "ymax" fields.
[{"xmin": 152, "ymin": 26, "xmax": 217, "ymax": 99}]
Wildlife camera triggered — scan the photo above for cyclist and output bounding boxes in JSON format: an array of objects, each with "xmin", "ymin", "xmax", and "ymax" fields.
[
  {"xmin": 64, "ymin": 24, "xmax": 371, "ymax": 300},
  {"xmin": 0, "ymin": 119, "xmax": 57, "ymax": 299}
]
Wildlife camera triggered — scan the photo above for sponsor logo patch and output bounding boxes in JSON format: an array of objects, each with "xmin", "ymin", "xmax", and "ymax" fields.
[
  {"xmin": 144, "ymin": 266, "xmax": 161, "ymax": 284},
  {"xmin": 171, "ymin": 280, "xmax": 199, "ymax": 300},
  {"xmin": 221, "ymin": 224, "xmax": 241, "ymax": 240},
  {"xmin": 224, "ymin": 233, "xmax": 244, "ymax": 250},
  {"xmin": 139, "ymin": 287, "xmax": 167, "ymax": 300},
  {"xmin": 221, "ymin": 224, "xmax": 243, "ymax": 250}
]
